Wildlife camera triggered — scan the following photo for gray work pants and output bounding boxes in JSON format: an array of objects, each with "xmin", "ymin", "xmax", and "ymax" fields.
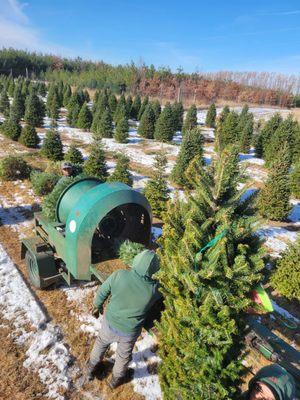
[{"xmin": 89, "ymin": 317, "xmax": 140, "ymax": 379}]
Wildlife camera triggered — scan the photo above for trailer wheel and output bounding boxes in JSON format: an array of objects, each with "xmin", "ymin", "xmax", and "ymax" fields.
[{"xmin": 25, "ymin": 250, "xmax": 44, "ymax": 289}]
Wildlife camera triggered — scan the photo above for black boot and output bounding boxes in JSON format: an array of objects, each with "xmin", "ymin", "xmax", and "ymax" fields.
[
  {"xmin": 77, "ymin": 362, "xmax": 97, "ymax": 387},
  {"xmin": 108, "ymin": 375, "xmax": 124, "ymax": 389}
]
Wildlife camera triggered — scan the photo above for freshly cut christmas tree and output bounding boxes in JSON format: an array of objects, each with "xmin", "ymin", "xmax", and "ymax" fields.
[{"xmin": 156, "ymin": 146, "xmax": 264, "ymax": 400}]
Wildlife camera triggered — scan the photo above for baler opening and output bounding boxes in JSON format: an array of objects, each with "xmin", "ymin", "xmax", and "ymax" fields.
[{"xmin": 91, "ymin": 203, "xmax": 151, "ymax": 263}]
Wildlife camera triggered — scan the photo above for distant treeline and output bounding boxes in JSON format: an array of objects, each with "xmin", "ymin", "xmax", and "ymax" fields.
[{"xmin": 0, "ymin": 48, "xmax": 298, "ymax": 107}]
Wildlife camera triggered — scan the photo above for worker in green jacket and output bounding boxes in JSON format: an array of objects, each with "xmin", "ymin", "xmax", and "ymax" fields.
[
  {"xmin": 84, "ymin": 250, "xmax": 161, "ymax": 389},
  {"xmin": 244, "ymin": 364, "xmax": 296, "ymax": 400},
  {"xmin": 57, "ymin": 162, "xmax": 74, "ymax": 185}
]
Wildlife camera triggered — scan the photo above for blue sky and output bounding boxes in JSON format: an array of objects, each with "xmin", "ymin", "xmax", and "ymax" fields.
[{"xmin": 0, "ymin": 0, "xmax": 300, "ymax": 73}]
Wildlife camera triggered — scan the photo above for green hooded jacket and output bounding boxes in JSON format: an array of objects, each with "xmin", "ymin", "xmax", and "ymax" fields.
[
  {"xmin": 94, "ymin": 250, "xmax": 161, "ymax": 335},
  {"xmin": 246, "ymin": 364, "xmax": 296, "ymax": 400}
]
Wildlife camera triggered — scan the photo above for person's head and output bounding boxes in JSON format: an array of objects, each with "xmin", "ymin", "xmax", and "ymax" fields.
[
  {"xmin": 61, "ymin": 162, "xmax": 73, "ymax": 177},
  {"xmin": 249, "ymin": 382, "xmax": 276, "ymax": 400},
  {"xmin": 131, "ymin": 250, "xmax": 160, "ymax": 279}
]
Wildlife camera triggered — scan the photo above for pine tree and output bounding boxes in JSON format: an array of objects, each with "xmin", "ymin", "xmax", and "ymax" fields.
[
  {"xmin": 19, "ymin": 124, "xmax": 40, "ymax": 148},
  {"xmin": 108, "ymin": 153, "xmax": 132, "ymax": 186},
  {"xmin": 0, "ymin": 89, "xmax": 10, "ymax": 117},
  {"xmin": 154, "ymin": 102, "xmax": 175, "ymax": 142},
  {"xmin": 0, "ymin": 118, "xmax": 22, "ymax": 141},
  {"xmin": 171, "ymin": 127, "xmax": 204, "ymax": 187},
  {"xmin": 10, "ymin": 85, "xmax": 25, "ymax": 122},
  {"xmin": 156, "ymin": 147, "xmax": 264, "ymax": 400},
  {"xmin": 257, "ymin": 146, "xmax": 291, "ymax": 221},
  {"xmin": 77, "ymin": 102, "xmax": 92, "ymax": 130},
  {"xmin": 254, "ymin": 113, "xmax": 282, "ymax": 158},
  {"xmin": 108, "ymin": 93, "xmax": 118, "ymax": 114},
  {"xmin": 93, "ymin": 109, "xmax": 113, "ymax": 140},
  {"xmin": 83, "ymin": 141, "xmax": 108, "ymax": 181},
  {"xmin": 114, "ymin": 115, "xmax": 129, "ymax": 143},
  {"xmin": 290, "ymin": 162, "xmax": 300, "ymax": 198},
  {"xmin": 144, "ymin": 152, "xmax": 170, "ymax": 218},
  {"xmin": 205, "ymin": 102, "xmax": 217, "ymax": 127},
  {"xmin": 64, "ymin": 144, "xmax": 84, "ymax": 164},
  {"xmin": 138, "ymin": 103, "xmax": 156, "ymax": 139},
  {"xmin": 138, "ymin": 96, "xmax": 149, "ymax": 120},
  {"xmin": 41, "ymin": 130, "xmax": 64, "ymax": 161},
  {"xmin": 131, "ymin": 95, "xmax": 141, "ymax": 119},
  {"xmin": 182, "ymin": 104, "xmax": 197, "ymax": 133},
  {"xmin": 24, "ymin": 91, "xmax": 45, "ymax": 127},
  {"xmin": 172, "ymin": 101, "xmax": 184, "ymax": 131},
  {"xmin": 270, "ymin": 237, "xmax": 300, "ymax": 301},
  {"xmin": 218, "ymin": 110, "xmax": 239, "ymax": 150}
]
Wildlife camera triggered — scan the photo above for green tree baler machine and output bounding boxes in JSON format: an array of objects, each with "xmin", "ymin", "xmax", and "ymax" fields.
[{"xmin": 21, "ymin": 178, "xmax": 152, "ymax": 289}]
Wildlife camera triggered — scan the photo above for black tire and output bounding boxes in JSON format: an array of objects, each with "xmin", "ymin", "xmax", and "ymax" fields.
[{"xmin": 25, "ymin": 250, "xmax": 44, "ymax": 289}]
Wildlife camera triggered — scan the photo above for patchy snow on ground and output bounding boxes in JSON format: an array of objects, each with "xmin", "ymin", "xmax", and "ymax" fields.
[
  {"xmin": 256, "ymin": 225, "xmax": 299, "ymax": 257},
  {"xmin": 0, "ymin": 244, "xmax": 74, "ymax": 399}
]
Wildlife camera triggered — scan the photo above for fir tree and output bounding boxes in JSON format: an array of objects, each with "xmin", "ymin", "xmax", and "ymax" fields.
[
  {"xmin": 108, "ymin": 153, "xmax": 132, "ymax": 186},
  {"xmin": 126, "ymin": 95, "xmax": 133, "ymax": 118},
  {"xmin": 19, "ymin": 124, "xmax": 40, "ymax": 148},
  {"xmin": 93, "ymin": 109, "xmax": 113, "ymax": 140},
  {"xmin": 24, "ymin": 91, "xmax": 45, "ymax": 127},
  {"xmin": 154, "ymin": 102, "xmax": 175, "ymax": 142},
  {"xmin": 270, "ymin": 237, "xmax": 300, "ymax": 301},
  {"xmin": 214, "ymin": 105, "xmax": 230, "ymax": 153},
  {"xmin": 218, "ymin": 110, "xmax": 239, "ymax": 150},
  {"xmin": 290, "ymin": 162, "xmax": 300, "ymax": 198},
  {"xmin": 157, "ymin": 147, "xmax": 264, "ymax": 400},
  {"xmin": 114, "ymin": 101, "xmax": 127, "ymax": 125},
  {"xmin": 131, "ymin": 95, "xmax": 141, "ymax": 119},
  {"xmin": 41, "ymin": 130, "xmax": 64, "ymax": 161},
  {"xmin": 138, "ymin": 96, "xmax": 149, "ymax": 120},
  {"xmin": 108, "ymin": 93, "xmax": 117, "ymax": 114},
  {"xmin": 182, "ymin": 104, "xmax": 197, "ymax": 133},
  {"xmin": 67, "ymin": 92, "xmax": 81, "ymax": 126},
  {"xmin": 83, "ymin": 141, "xmax": 108, "ymax": 181},
  {"xmin": 144, "ymin": 152, "xmax": 170, "ymax": 218},
  {"xmin": 138, "ymin": 103, "xmax": 156, "ymax": 139},
  {"xmin": 37, "ymin": 82, "xmax": 47, "ymax": 97},
  {"xmin": 77, "ymin": 102, "xmax": 92, "ymax": 130},
  {"xmin": 114, "ymin": 115, "xmax": 129, "ymax": 143},
  {"xmin": 64, "ymin": 144, "xmax": 84, "ymax": 165},
  {"xmin": 63, "ymin": 85, "xmax": 72, "ymax": 107},
  {"xmin": 47, "ymin": 89, "xmax": 60, "ymax": 121},
  {"xmin": 239, "ymin": 117, "xmax": 254, "ymax": 153},
  {"xmin": 254, "ymin": 113, "xmax": 282, "ymax": 158},
  {"xmin": 205, "ymin": 102, "xmax": 217, "ymax": 127},
  {"xmin": 10, "ymin": 85, "xmax": 25, "ymax": 122},
  {"xmin": 257, "ymin": 146, "xmax": 291, "ymax": 221},
  {"xmin": 0, "ymin": 89, "xmax": 10, "ymax": 117},
  {"xmin": 151, "ymin": 99, "xmax": 161, "ymax": 121},
  {"xmin": 171, "ymin": 127, "xmax": 204, "ymax": 187},
  {"xmin": 0, "ymin": 118, "xmax": 22, "ymax": 141},
  {"xmin": 172, "ymin": 101, "xmax": 184, "ymax": 131}
]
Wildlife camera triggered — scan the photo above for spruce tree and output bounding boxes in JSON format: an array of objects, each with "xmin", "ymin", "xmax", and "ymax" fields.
[
  {"xmin": 77, "ymin": 102, "xmax": 92, "ymax": 130},
  {"xmin": 24, "ymin": 91, "xmax": 45, "ymax": 127},
  {"xmin": 257, "ymin": 146, "xmax": 291, "ymax": 221},
  {"xmin": 143, "ymin": 152, "xmax": 170, "ymax": 218},
  {"xmin": 19, "ymin": 124, "xmax": 40, "ymax": 148},
  {"xmin": 205, "ymin": 102, "xmax": 217, "ymax": 127},
  {"xmin": 182, "ymin": 104, "xmax": 197, "ymax": 133},
  {"xmin": 154, "ymin": 102, "xmax": 175, "ymax": 142},
  {"xmin": 254, "ymin": 113, "xmax": 282, "ymax": 158},
  {"xmin": 157, "ymin": 147, "xmax": 264, "ymax": 400},
  {"xmin": 10, "ymin": 85, "xmax": 25, "ymax": 122},
  {"xmin": 138, "ymin": 96, "xmax": 149, "ymax": 120},
  {"xmin": 83, "ymin": 141, "xmax": 108, "ymax": 181},
  {"xmin": 171, "ymin": 127, "xmax": 204, "ymax": 187},
  {"xmin": 131, "ymin": 95, "xmax": 141, "ymax": 119},
  {"xmin": 114, "ymin": 115, "xmax": 129, "ymax": 143},
  {"xmin": 138, "ymin": 103, "xmax": 156, "ymax": 139},
  {"xmin": 270, "ymin": 237, "xmax": 300, "ymax": 301},
  {"xmin": 41, "ymin": 130, "xmax": 64, "ymax": 161},
  {"xmin": 172, "ymin": 101, "xmax": 184, "ymax": 131},
  {"xmin": 108, "ymin": 153, "xmax": 132, "ymax": 186},
  {"xmin": 108, "ymin": 93, "xmax": 118, "ymax": 114},
  {"xmin": 0, "ymin": 118, "xmax": 22, "ymax": 141},
  {"xmin": 64, "ymin": 144, "xmax": 84, "ymax": 165},
  {"xmin": 0, "ymin": 89, "xmax": 10, "ymax": 117},
  {"xmin": 93, "ymin": 109, "xmax": 113, "ymax": 140},
  {"xmin": 290, "ymin": 162, "xmax": 300, "ymax": 198}
]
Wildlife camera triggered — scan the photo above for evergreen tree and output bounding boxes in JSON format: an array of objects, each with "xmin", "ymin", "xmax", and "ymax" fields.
[
  {"xmin": 172, "ymin": 101, "xmax": 184, "ymax": 131},
  {"xmin": 290, "ymin": 162, "xmax": 300, "ymax": 198},
  {"xmin": 154, "ymin": 102, "xmax": 175, "ymax": 142},
  {"xmin": 10, "ymin": 85, "xmax": 25, "ymax": 122},
  {"xmin": 157, "ymin": 147, "xmax": 264, "ymax": 400},
  {"xmin": 257, "ymin": 146, "xmax": 291, "ymax": 221},
  {"xmin": 182, "ymin": 104, "xmax": 197, "ymax": 133},
  {"xmin": 64, "ymin": 144, "xmax": 84, "ymax": 165},
  {"xmin": 93, "ymin": 109, "xmax": 113, "ymax": 139},
  {"xmin": 270, "ymin": 237, "xmax": 300, "ymax": 301},
  {"xmin": 24, "ymin": 91, "xmax": 45, "ymax": 127},
  {"xmin": 0, "ymin": 89, "xmax": 10, "ymax": 117},
  {"xmin": 83, "ymin": 141, "xmax": 108, "ymax": 181},
  {"xmin": 239, "ymin": 117, "xmax": 254, "ymax": 153},
  {"xmin": 8, "ymin": 79, "xmax": 15, "ymax": 97},
  {"xmin": 171, "ymin": 127, "xmax": 204, "ymax": 187},
  {"xmin": 84, "ymin": 89, "xmax": 90, "ymax": 103},
  {"xmin": 108, "ymin": 92, "xmax": 117, "ymax": 114},
  {"xmin": 37, "ymin": 81, "xmax": 47, "ymax": 97},
  {"xmin": 63, "ymin": 84, "xmax": 72, "ymax": 107},
  {"xmin": 205, "ymin": 102, "xmax": 217, "ymax": 127},
  {"xmin": 19, "ymin": 124, "xmax": 40, "ymax": 148},
  {"xmin": 144, "ymin": 152, "xmax": 170, "ymax": 218},
  {"xmin": 41, "ymin": 129, "xmax": 64, "ymax": 161},
  {"xmin": 138, "ymin": 103, "xmax": 156, "ymax": 139},
  {"xmin": 218, "ymin": 110, "xmax": 239, "ymax": 150},
  {"xmin": 77, "ymin": 102, "xmax": 92, "ymax": 130},
  {"xmin": 114, "ymin": 100, "xmax": 127, "ymax": 125},
  {"xmin": 114, "ymin": 115, "xmax": 129, "ymax": 143},
  {"xmin": 138, "ymin": 96, "xmax": 149, "ymax": 120},
  {"xmin": 214, "ymin": 105, "xmax": 230, "ymax": 153},
  {"xmin": 47, "ymin": 88, "xmax": 60, "ymax": 121},
  {"xmin": 67, "ymin": 91, "xmax": 82, "ymax": 126},
  {"xmin": 126, "ymin": 95, "xmax": 133, "ymax": 118},
  {"xmin": 131, "ymin": 95, "xmax": 141, "ymax": 119},
  {"xmin": 108, "ymin": 153, "xmax": 132, "ymax": 186},
  {"xmin": 94, "ymin": 91, "xmax": 109, "ymax": 115},
  {"xmin": 152, "ymin": 99, "xmax": 162, "ymax": 122},
  {"xmin": 0, "ymin": 118, "xmax": 22, "ymax": 141},
  {"xmin": 254, "ymin": 113, "xmax": 282, "ymax": 158}
]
